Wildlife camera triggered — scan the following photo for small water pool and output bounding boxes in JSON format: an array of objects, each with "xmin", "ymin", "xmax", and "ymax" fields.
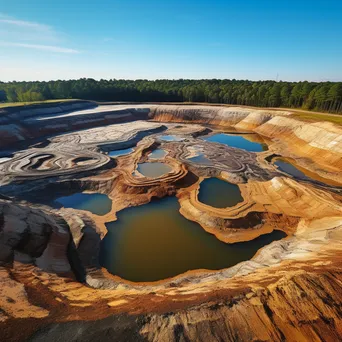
[
  {"xmin": 204, "ymin": 133, "xmax": 267, "ymax": 152},
  {"xmin": 149, "ymin": 149, "xmax": 167, "ymax": 159},
  {"xmin": 137, "ymin": 162, "xmax": 172, "ymax": 178},
  {"xmin": 198, "ymin": 178, "xmax": 244, "ymax": 208},
  {"xmin": 187, "ymin": 154, "xmax": 213, "ymax": 166},
  {"xmin": 108, "ymin": 148, "xmax": 134, "ymax": 157},
  {"xmin": 53, "ymin": 192, "xmax": 112, "ymax": 216},
  {"xmin": 274, "ymin": 158, "xmax": 341, "ymax": 186},
  {"xmin": 99, "ymin": 196, "xmax": 286, "ymax": 282},
  {"xmin": 275, "ymin": 159, "xmax": 308, "ymax": 180},
  {"xmin": 159, "ymin": 135, "xmax": 184, "ymax": 142}
]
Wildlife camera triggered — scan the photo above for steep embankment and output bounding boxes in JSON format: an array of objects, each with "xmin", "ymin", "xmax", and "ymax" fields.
[
  {"xmin": 1, "ymin": 103, "xmax": 342, "ymax": 341},
  {"xmin": 1, "ymin": 199, "xmax": 342, "ymax": 342},
  {"xmin": 150, "ymin": 104, "xmax": 290, "ymax": 128},
  {"xmin": 2, "ymin": 102, "xmax": 341, "ymax": 184},
  {"xmin": 255, "ymin": 117, "xmax": 342, "ymax": 171},
  {"xmin": 0, "ymin": 102, "xmax": 150, "ymax": 150},
  {"xmin": 0, "ymin": 100, "xmax": 93, "ymax": 147},
  {"xmin": 150, "ymin": 104, "xmax": 342, "ymax": 183}
]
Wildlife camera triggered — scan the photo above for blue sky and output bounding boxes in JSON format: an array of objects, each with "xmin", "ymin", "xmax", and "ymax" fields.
[{"xmin": 1, "ymin": 0, "xmax": 341, "ymax": 82}]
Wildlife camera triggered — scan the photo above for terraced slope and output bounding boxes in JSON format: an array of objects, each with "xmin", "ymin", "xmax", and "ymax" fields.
[{"xmin": 0, "ymin": 103, "xmax": 341, "ymax": 342}]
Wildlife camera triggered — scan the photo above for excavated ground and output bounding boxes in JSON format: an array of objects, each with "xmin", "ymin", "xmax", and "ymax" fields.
[{"xmin": 0, "ymin": 103, "xmax": 342, "ymax": 342}]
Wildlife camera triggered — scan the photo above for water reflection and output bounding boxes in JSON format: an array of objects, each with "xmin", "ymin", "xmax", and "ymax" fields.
[
  {"xmin": 198, "ymin": 178, "xmax": 244, "ymax": 208},
  {"xmin": 204, "ymin": 133, "xmax": 267, "ymax": 152},
  {"xmin": 149, "ymin": 149, "xmax": 167, "ymax": 159},
  {"xmin": 275, "ymin": 159, "xmax": 309, "ymax": 180},
  {"xmin": 137, "ymin": 162, "xmax": 172, "ymax": 178},
  {"xmin": 274, "ymin": 158, "xmax": 341, "ymax": 186},
  {"xmin": 53, "ymin": 192, "xmax": 112, "ymax": 216},
  {"xmin": 159, "ymin": 135, "xmax": 184, "ymax": 142},
  {"xmin": 108, "ymin": 148, "xmax": 134, "ymax": 157},
  {"xmin": 100, "ymin": 197, "xmax": 286, "ymax": 282},
  {"xmin": 187, "ymin": 154, "xmax": 213, "ymax": 166}
]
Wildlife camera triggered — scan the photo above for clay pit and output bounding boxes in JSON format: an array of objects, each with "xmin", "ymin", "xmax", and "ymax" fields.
[{"xmin": 0, "ymin": 102, "xmax": 342, "ymax": 342}]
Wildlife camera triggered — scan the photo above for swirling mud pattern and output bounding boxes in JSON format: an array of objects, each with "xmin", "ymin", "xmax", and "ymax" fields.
[{"xmin": 0, "ymin": 102, "xmax": 342, "ymax": 342}]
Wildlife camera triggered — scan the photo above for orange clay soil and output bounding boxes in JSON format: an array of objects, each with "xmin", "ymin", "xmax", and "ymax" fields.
[{"xmin": 0, "ymin": 106, "xmax": 342, "ymax": 342}]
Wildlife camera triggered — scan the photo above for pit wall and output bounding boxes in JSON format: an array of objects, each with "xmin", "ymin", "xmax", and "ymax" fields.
[
  {"xmin": 149, "ymin": 105, "xmax": 288, "ymax": 128},
  {"xmin": 0, "ymin": 101, "xmax": 149, "ymax": 149},
  {"xmin": 255, "ymin": 117, "xmax": 342, "ymax": 171},
  {"xmin": 150, "ymin": 105, "xmax": 342, "ymax": 180},
  {"xmin": 0, "ymin": 100, "xmax": 96, "ymax": 122},
  {"xmin": 1, "ymin": 102, "xmax": 341, "ymax": 181}
]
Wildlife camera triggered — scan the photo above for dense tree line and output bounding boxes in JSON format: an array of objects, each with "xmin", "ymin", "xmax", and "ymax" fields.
[{"xmin": 0, "ymin": 79, "xmax": 341, "ymax": 113}]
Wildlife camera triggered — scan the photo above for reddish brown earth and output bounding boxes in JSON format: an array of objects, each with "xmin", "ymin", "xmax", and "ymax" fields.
[{"xmin": 0, "ymin": 103, "xmax": 341, "ymax": 341}]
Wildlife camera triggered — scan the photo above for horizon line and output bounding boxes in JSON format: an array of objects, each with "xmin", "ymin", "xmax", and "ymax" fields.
[{"xmin": 1, "ymin": 77, "xmax": 341, "ymax": 83}]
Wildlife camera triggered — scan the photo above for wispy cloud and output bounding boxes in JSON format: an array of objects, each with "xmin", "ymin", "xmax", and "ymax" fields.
[
  {"xmin": 0, "ymin": 14, "xmax": 59, "ymax": 42},
  {"xmin": 0, "ymin": 42, "xmax": 80, "ymax": 54},
  {"xmin": 0, "ymin": 18, "xmax": 51, "ymax": 31},
  {"xmin": 0, "ymin": 14, "xmax": 80, "ymax": 53}
]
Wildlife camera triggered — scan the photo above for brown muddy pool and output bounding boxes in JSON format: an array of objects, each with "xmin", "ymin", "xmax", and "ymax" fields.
[
  {"xmin": 100, "ymin": 196, "xmax": 286, "ymax": 282},
  {"xmin": 137, "ymin": 162, "xmax": 172, "ymax": 178}
]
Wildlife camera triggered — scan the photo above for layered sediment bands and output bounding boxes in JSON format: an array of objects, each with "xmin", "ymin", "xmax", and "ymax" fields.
[
  {"xmin": 149, "ymin": 104, "xmax": 342, "ymax": 183},
  {"xmin": 256, "ymin": 117, "xmax": 342, "ymax": 176},
  {"xmin": 2, "ymin": 102, "xmax": 341, "ymax": 183},
  {"xmin": 0, "ymin": 148, "xmax": 112, "ymax": 183},
  {"xmin": 0, "ymin": 100, "xmax": 94, "ymax": 148},
  {"xmin": 2, "ymin": 215, "xmax": 342, "ymax": 342},
  {"xmin": 150, "ymin": 104, "xmax": 291, "ymax": 128},
  {"xmin": 140, "ymin": 268, "xmax": 342, "ymax": 342},
  {"xmin": 0, "ymin": 121, "xmax": 166, "ymax": 186},
  {"xmin": 1, "ymin": 103, "xmax": 342, "ymax": 341},
  {"xmin": 168, "ymin": 138, "xmax": 275, "ymax": 183},
  {"xmin": 234, "ymin": 111, "xmax": 275, "ymax": 130},
  {"xmin": 0, "ymin": 102, "xmax": 151, "ymax": 149},
  {"xmin": 0, "ymin": 100, "xmax": 95, "ymax": 121},
  {"xmin": 178, "ymin": 176, "xmax": 342, "ymax": 243}
]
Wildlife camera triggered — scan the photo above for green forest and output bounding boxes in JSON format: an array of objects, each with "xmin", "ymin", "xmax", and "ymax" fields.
[{"xmin": 1, "ymin": 79, "xmax": 341, "ymax": 114}]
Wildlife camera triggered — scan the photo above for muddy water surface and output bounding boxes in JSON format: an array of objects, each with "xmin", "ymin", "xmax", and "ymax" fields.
[
  {"xmin": 100, "ymin": 197, "xmax": 286, "ymax": 282},
  {"xmin": 137, "ymin": 162, "xmax": 172, "ymax": 178}
]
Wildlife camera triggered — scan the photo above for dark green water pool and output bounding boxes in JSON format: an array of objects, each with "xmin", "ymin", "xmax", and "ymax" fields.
[
  {"xmin": 204, "ymin": 133, "xmax": 267, "ymax": 152},
  {"xmin": 99, "ymin": 196, "xmax": 286, "ymax": 282},
  {"xmin": 198, "ymin": 178, "xmax": 244, "ymax": 208},
  {"xmin": 54, "ymin": 192, "xmax": 112, "ymax": 216}
]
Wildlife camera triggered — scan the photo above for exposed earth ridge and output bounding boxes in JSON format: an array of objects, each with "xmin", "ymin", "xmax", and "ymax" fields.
[{"xmin": 0, "ymin": 102, "xmax": 341, "ymax": 342}]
